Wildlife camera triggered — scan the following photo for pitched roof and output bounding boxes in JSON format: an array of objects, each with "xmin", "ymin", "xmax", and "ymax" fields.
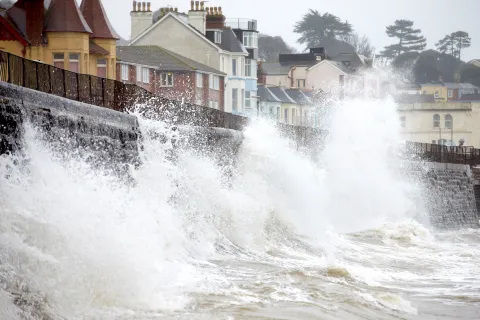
[
  {"xmin": 44, "ymin": 0, "xmax": 92, "ymax": 33},
  {"xmin": 443, "ymin": 82, "xmax": 478, "ymax": 90},
  {"xmin": 285, "ymin": 88, "xmax": 312, "ymax": 105},
  {"xmin": 307, "ymin": 59, "xmax": 351, "ymax": 74},
  {"xmin": 89, "ymin": 39, "xmax": 109, "ymax": 55},
  {"xmin": 218, "ymin": 28, "xmax": 248, "ymax": 54},
  {"xmin": 262, "ymin": 62, "xmax": 292, "ymax": 75},
  {"xmin": 459, "ymin": 94, "xmax": 480, "ymax": 101},
  {"xmin": 330, "ymin": 53, "xmax": 366, "ymax": 71},
  {"xmin": 258, "ymin": 85, "xmax": 281, "ymax": 103},
  {"xmin": 116, "ymin": 45, "xmax": 226, "ymax": 75},
  {"xmin": 80, "ymin": 0, "xmax": 119, "ymax": 39},
  {"xmin": 268, "ymin": 87, "xmax": 297, "ymax": 104}
]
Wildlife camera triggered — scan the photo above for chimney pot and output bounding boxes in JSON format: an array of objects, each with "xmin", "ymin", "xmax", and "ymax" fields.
[
  {"xmin": 214, "ymin": 6, "xmax": 218, "ymax": 15},
  {"xmin": 137, "ymin": 2, "xmax": 141, "ymax": 11},
  {"xmin": 142, "ymin": 2, "xmax": 146, "ymax": 11},
  {"xmin": 191, "ymin": 1, "xmax": 194, "ymax": 10},
  {"xmin": 219, "ymin": 6, "xmax": 222, "ymax": 14},
  {"xmin": 195, "ymin": 1, "xmax": 199, "ymax": 10},
  {"xmin": 160, "ymin": 7, "xmax": 164, "ymax": 15},
  {"xmin": 175, "ymin": 7, "xmax": 178, "ymax": 12},
  {"xmin": 200, "ymin": 1, "xmax": 205, "ymax": 10},
  {"xmin": 133, "ymin": 0, "xmax": 137, "ymax": 11},
  {"xmin": 147, "ymin": 2, "xmax": 151, "ymax": 11}
]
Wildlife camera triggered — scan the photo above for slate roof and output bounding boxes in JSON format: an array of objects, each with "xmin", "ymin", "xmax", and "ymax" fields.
[
  {"xmin": 258, "ymin": 85, "xmax": 281, "ymax": 103},
  {"xmin": 459, "ymin": 94, "xmax": 480, "ymax": 101},
  {"xmin": 268, "ymin": 87, "xmax": 297, "ymax": 104},
  {"xmin": 44, "ymin": 0, "xmax": 92, "ymax": 33},
  {"xmin": 261, "ymin": 62, "xmax": 292, "ymax": 75},
  {"xmin": 218, "ymin": 28, "xmax": 248, "ymax": 54},
  {"xmin": 443, "ymin": 82, "xmax": 478, "ymax": 90},
  {"xmin": 116, "ymin": 46, "xmax": 226, "ymax": 75},
  {"xmin": 330, "ymin": 53, "xmax": 366, "ymax": 71},
  {"xmin": 285, "ymin": 88, "xmax": 312, "ymax": 105},
  {"xmin": 80, "ymin": 0, "xmax": 119, "ymax": 39}
]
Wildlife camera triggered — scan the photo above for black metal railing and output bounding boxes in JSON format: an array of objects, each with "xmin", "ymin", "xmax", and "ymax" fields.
[{"xmin": 403, "ymin": 142, "xmax": 480, "ymax": 166}]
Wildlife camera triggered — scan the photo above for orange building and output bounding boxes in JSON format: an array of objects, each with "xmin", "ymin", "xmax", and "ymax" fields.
[{"xmin": 0, "ymin": 0, "xmax": 118, "ymax": 79}]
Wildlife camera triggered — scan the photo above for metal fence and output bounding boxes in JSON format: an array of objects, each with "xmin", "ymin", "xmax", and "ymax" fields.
[
  {"xmin": 404, "ymin": 141, "xmax": 480, "ymax": 166},
  {"xmin": 0, "ymin": 50, "xmax": 248, "ymax": 130}
]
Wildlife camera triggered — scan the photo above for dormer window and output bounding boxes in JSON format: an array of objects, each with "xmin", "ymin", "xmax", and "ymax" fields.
[{"xmin": 214, "ymin": 31, "xmax": 222, "ymax": 44}]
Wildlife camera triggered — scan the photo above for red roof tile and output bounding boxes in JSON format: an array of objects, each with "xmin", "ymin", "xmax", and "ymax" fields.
[
  {"xmin": 44, "ymin": 0, "xmax": 92, "ymax": 34},
  {"xmin": 89, "ymin": 39, "xmax": 109, "ymax": 55},
  {"xmin": 80, "ymin": 0, "xmax": 119, "ymax": 40}
]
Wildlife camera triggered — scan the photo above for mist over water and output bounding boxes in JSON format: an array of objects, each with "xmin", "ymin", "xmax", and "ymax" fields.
[{"xmin": 0, "ymin": 98, "xmax": 479, "ymax": 319}]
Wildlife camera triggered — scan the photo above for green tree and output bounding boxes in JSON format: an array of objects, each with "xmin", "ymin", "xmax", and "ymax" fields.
[
  {"xmin": 381, "ymin": 20, "xmax": 426, "ymax": 58},
  {"xmin": 436, "ymin": 31, "xmax": 471, "ymax": 59},
  {"xmin": 294, "ymin": 9, "xmax": 352, "ymax": 50},
  {"xmin": 258, "ymin": 34, "xmax": 297, "ymax": 61}
]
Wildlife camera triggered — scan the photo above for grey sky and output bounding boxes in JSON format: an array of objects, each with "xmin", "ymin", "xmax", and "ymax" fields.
[{"xmin": 100, "ymin": 0, "xmax": 480, "ymax": 61}]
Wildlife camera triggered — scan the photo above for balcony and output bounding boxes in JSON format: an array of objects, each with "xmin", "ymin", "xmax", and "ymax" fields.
[{"xmin": 225, "ymin": 18, "xmax": 258, "ymax": 31}]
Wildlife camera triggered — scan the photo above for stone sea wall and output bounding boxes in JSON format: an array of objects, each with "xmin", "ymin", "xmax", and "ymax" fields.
[{"xmin": 407, "ymin": 162, "xmax": 480, "ymax": 229}]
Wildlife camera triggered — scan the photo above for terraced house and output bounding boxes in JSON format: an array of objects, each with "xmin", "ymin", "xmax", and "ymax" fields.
[
  {"xmin": 116, "ymin": 45, "xmax": 226, "ymax": 109},
  {"xmin": 0, "ymin": 0, "xmax": 119, "ymax": 79},
  {"xmin": 127, "ymin": 1, "xmax": 250, "ymax": 114}
]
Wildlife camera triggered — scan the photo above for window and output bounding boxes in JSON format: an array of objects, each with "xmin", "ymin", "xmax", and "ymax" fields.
[
  {"xmin": 142, "ymin": 67, "xmax": 149, "ymax": 83},
  {"xmin": 400, "ymin": 116, "xmax": 406, "ymax": 128},
  {"xmin": 448, "ymin": 90, "xmax": 453, "ymax": 98},
  {"xmin": 53, "ymin": 53, "xmax": 64, "ymax": 69},
  {"xmin": 121, "ymin": 64, "xmax": 129, "ymax": 81},
  {"xmin": 196, "ymin": 73, "xmax": 203, "ymax": 87},
  {"xmin": 243, "ymin": 31, "xmax": 258, "ymax": 48},
  {"xmin": 161, "ymin": 72, "xmax": 173, "ymax": 86},
  {"xmin": 284, "ymin": 108, "xmax": 289, "ymax": 123},
  {"xmin": 433, "ymin": 114, "xmax": 440, "ymax": 128},
  {"xmin": 214, "ymin": 31, "xmax": 222, "ymax": 44},
  {"xmin": 445, "ymin": 114, "xmax": 453, "ymax": 129},
  {"xmin": 245, "ymin": 91, "xmax": 251, "ymax": 109},
  {"xmin": 215, "ymin": 101, "xmax": 219, "ymax": 109},
  {"xmin": 213, "ymin": 76, "xmax": 220, "ymax": 90},
  {"xmin": 232, "ymin": 88, "xmax": 238, "ymax": 112},
  {"xmin": 209, "ymin": 101, "xmax": 213, "ymax": 108},
  {"xmin": 434, "ymin": 91, "xmax": 439, "ymax": 99},
  {"xmin": 240, "ymin": 58, "xmax": 244, "ymax": 77},
  {"xmin": 432, "ymin": 140, "xmax": 436, "ymax": 144},
  {"xmin": 241, "ymin": 89, "xmax": 245, "ymax": 111},
  {"xmin": 232, "ymin": 59, "xmax": 237, "ymax": 76},
  {"xmin": 97, "ymin": 59, "xmax": 107, "ymax": 78},
  {"xmin": 297, "ymin": 79, "xmax": 306, "ymax": 88},
  {"xmin": 69, "ymin": 53, "xmax": 79, "ymax": 73},
  {"xmin": 245, "ymin": 59, "xmax": 252, "ymax": 77},
  {"xmin": 292, "ymin": 109, "xmax": 296, "ymax": 125},
  {"xmin": 136, "ymin": 65, "xmax": 142, "ymax": 81},
  {"xmin": 209, "ymin": 74, "xmax": 214, "ymax": 89}
]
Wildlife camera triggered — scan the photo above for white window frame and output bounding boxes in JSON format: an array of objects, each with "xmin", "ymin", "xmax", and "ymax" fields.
[
  {"xmin": 96, "ymin": 58, "xmax": 107, "ymax": 78},
  {"xmin": 232, "ymin": 88, "xmax": 238, "ymax": 112},
  {"xmin": 243, "ymin": 31, "xmax": 258, "ymax": 48},
  {"xmin": 196, "ymin": 73, "xmax": 203, "ymax": 88},
  {"xmin": 142, "ymin": 67, "xmax": 150, "ymax": 83},
  {"xmin": 214, "ymin": 31, "xmax": 222, "ymax": 44},
  {"xmin": 213, "ymin": 76, "xmax": 220, "ymax": 90},
  {"xmin": 53, "ymin": 53, "xmax": 65, "ymax": 69},
  {"xmin": 245, "ymin": 90, "xmax": 251, "ymax": 109},
  {"xmin": 232, "ymin": 59, "xmax": 237, "ymax": 76},
  {"xmin": 447, "ymin": 89, "xmax": 453, "ymax": 98},
  {"xmin": 121, "ymin": 64, "xmax": 129, "ymax": 81},
  {"xmin": 160, "ymin": 72, "xmax": 173, "ymax": 87},
  {"xmin": 68, "ymin": 53, "xmax": 80, "ymax": 73},
  {"xmin": 245, "ymin": 59, "xmax": 252, "ymax": 77},
  {"xmin": 209, "ymin": 74, "xmax": 214, "ymax": 89},
  {"xmin": 214, "ymin": 101, "xmax": 219, "ymax": 109},
  {"xmin": 136, "ymin": 65, "xmax": 142, "ymax": 81}
]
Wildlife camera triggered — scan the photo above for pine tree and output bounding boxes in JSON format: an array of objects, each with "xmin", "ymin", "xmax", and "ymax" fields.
[
  {"xmin": 381, "ymin": 20, "xmax": 426, "ymax": 58},
  {"xmin": 436, "ymin": 31, "xmax": 471, "ymax": 60}
]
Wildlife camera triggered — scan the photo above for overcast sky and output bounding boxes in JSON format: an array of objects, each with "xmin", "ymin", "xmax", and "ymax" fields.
[{"xmin": 100, "ymin": 0, "xmax": 480, "ymax": 61}]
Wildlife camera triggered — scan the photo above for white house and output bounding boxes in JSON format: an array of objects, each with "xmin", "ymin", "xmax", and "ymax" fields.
[{"xmin": 127, "ymin": 1, "xmax": 249, "ymax": 114}]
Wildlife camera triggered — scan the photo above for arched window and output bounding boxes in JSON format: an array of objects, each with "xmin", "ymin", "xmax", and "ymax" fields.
[
  {"xmin": 445, "ymin": 114, "xmax": 453, "ymax": 129},
  {"xmin": 433, "ymin": 114, "xmax": 440, "ymax": 128}
]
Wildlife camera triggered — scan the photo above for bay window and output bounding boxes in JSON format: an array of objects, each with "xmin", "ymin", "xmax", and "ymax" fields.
[
  {"xmin": 96, "ymin": 59, "xmax": 107, "ymax": 78},
  {"xmin": 69, "ymin": 53, "xmax": 79, "ymax": 73},
  {"xmin": 53, "ymin": 53, "xmax": 64, "ymax": 69},
  {"xmin": 243, "ymin": 31, "xmax": 258, "ymax": 48}
]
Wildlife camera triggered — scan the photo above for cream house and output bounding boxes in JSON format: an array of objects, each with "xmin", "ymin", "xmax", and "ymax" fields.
[
  {"xmin": 398, "ymin": 102, "xmax": 480, "ymax": 147},
  {"xmin": 127, "ymin": 1, "xmax": 249, "ymax": 114}
]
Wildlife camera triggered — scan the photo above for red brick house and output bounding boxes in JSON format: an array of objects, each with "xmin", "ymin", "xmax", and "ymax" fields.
[{"xmin": 116, "ymin": 45, "xmax": 225, "ymax": 110}]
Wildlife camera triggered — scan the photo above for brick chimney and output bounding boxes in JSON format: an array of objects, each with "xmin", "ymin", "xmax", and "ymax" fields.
[
  {"xmin": 205, "ymin": 6, "xmax": 225, "ymax": 29},
  {"xmin": 130, "ymin": 1, "xmax": 153, "ymax": 40},
  {"xmin": 257, "ymin": 61, "xmax": 267, "ymax": 85},
  {"xmin": 188, "ymin": 1, "xmax": 206, "ymax": 34},
  {"xmin": 25, "ymin": 0, "xmax": 45, "ymax": 45}
]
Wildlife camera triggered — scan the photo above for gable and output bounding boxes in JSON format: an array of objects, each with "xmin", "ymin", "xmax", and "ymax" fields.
[
  {"xmin": 130, "ymin": 13, "xmax": 219, "ymax": 51},
  {"xmin": 0, "ymin": 16, "xmax": 28, "ymax": 46},
  {"xmin": 307, "ymin": 60, "xmax": 347, "ymax": 75}
]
